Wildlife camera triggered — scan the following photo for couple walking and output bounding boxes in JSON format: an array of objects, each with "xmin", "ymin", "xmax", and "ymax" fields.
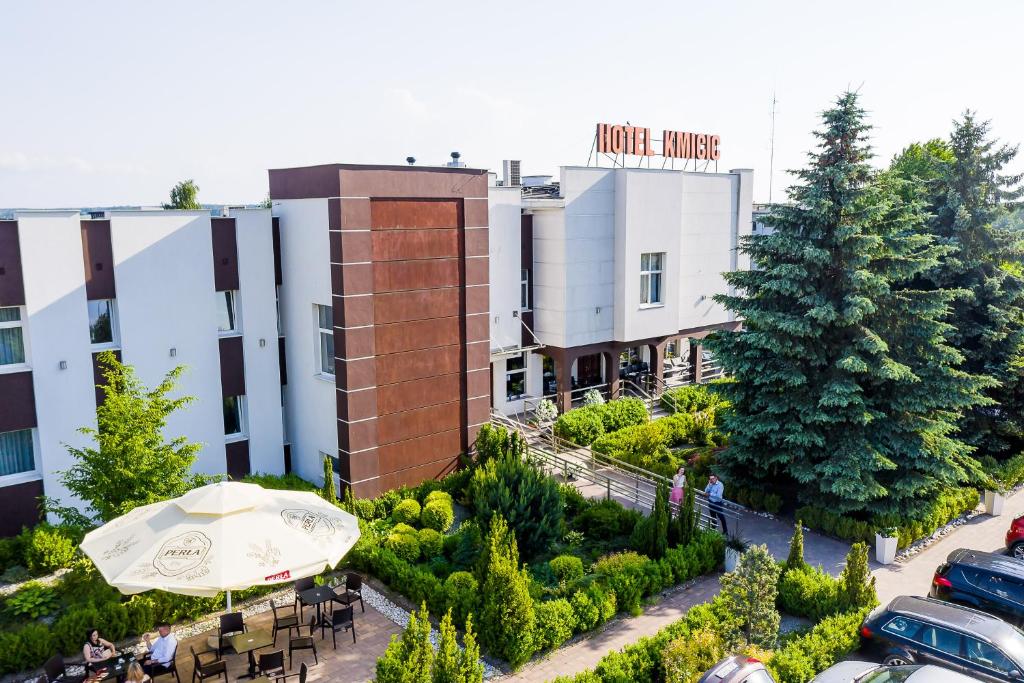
[{"xmin": 669, "ymin": 466, "xmax": 729, "ymax": 535}]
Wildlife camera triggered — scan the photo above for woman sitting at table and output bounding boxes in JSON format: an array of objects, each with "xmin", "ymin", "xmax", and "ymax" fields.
[
  {"xmin": 83, "ymin": 628, "xmax": 117, "ymax": 670},
  {"xmin": 125, "ymin": 662, "xmax": 150, "ymax": 683}
]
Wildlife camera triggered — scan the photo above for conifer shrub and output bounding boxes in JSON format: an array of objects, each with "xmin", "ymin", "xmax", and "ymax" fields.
[
  {"xmin": 418, "ymin": 528, "xmax": 444, "ymax": 559},
  {"xmin": 421, "ymin": 498, "xmax": 455, "ymax": 532},
  {"xmin": 443, "ymin": 571, "xmax": 479, "ymax": 627},
  {"xmin": 478, "ymin": 517, "xmax": 536, "ymax": 668},
  {"xmin": 534, "ymin": 598, "xmax": 577, "ymax": 652},
  {"xmin": 549, "ymin": 555, "xmax": 585, "ymax": 585},
  {"xmin": 392, "ymin": 498, "xmax": 422, "ymax": 526}
]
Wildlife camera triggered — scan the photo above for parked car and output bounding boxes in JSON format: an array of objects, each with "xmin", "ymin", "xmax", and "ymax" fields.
[
  {"xmin": 860, "ymin": 596, "xmax": 1024, "ymax": 681},
  {"xmin": 1006, "ymin": 516, "xmax": 1024, "ymax": 559},
  {"xmin": 698, "ymin": 656, "xmax": 775, "ymax": 683},
  {"xmin": 930, "ymin": 549, "xmax": 1024, "ymax": 626},
  {"xmin": 811, "ymin": 660, "xmax": 983, "ymax": 681}
]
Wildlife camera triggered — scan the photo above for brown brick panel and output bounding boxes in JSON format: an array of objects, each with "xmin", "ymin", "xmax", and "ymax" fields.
[
  {"xmin": 225, "ymin": 440, "xmax": 251, "ymax": 480},
  {"xmin": 0, "ymin": 479, "xmax": 43, "ymax": 537},
  {"xmin": 371, "ymin": 229, "xmax": 459, "ymax": 261},
  {"xmin": 337, "ymin": 387, "xmax": 378, "ymax": 422},
  {"xmin": 80, "ymin": 220, "xmax": 116, "ymax": 300},
  {"xmin": 375, "ymin": 346, "xmax": 460, "ymax": 386},
  {"xmin": 374, "ymin": 289, "xmax": 459, "ymax": 324},
  {"xmin": 464, "ymin": 228, "xmax": 488, "ymax": 257},
  {"xmin": 336, "ymin": 326, "xmax": 375, "ymax": 359},
  {"xmin": 218, "ymin": 336, "xmax": 246, "ymax": 397},
  {"xmin": 351, "ymin": 458, "xmax": 459, "ymax": 499},
  {"xmin": 467, "ymin": 341, "xmax": 490, "ymax": 372},
  {"xmin": 378, "ymin": 430, "xmax": 461, "ymax": 474},
  {"xmin": 337, "ymin": 418, "xmax": 378, "ymax": 454},
  {"xmin": 211, "ymin": 218, "xmax": 240, "ymax": 292},
  {"xmin": 333, "ymin": 231, "xmax": 372, "ymax": 264},
  {"xmin": 466, "ymin": 367, "xmax": 490, "ymax": 399},
  {"xmin": 371, "ymin": 199, "xmax": 459, "ymax": 229},
  {"xmin": 268, "ymin": 165, "xmax": 342, "ymax": 200},
  {"xmin": 340, "ymin": 199, "xmax": 371, "ymax": 230},
  {"xmin": 465, "ymin": 285, "xmax": 489, "ymax": 315},
  {"xmin": 465, "ymin": 313, "xmax": 488, "ymax": 343},
  {"xmin": 336, "ymin": 356, "xmax": 376, "ymax": 391},
  {"xmin": 0, "ymin": 221, "xmax": 25, "ymax": 307},
  {"xmin": 377, "ymin": 401, "xmax": 461, "ymax": 445},
  {"xmin": 373, "ymin": 259, "xmax": 460, "ymax": 293},
  {"xmin": 341, "ymin": 170, "xmax": 485, "ymax": 201},
  {"xmin": 340, "ymin": 446, "xmax": 380, "ymax": 485},
  {"xmin": 333, "ymin": 294, "xmax": 373, "ymax": 328},
  {"xmin": 336, "ymin": 263, "xmax": 373, "ymax": 296},
  {"xmin": 0, "ymin": 371, "xmax": 36, "ymax": 432},
  {"xmin": 377, "ymin": 373, "xmax": 460, "ymax": 415},
  {"xmin": 463, "ymin": 198, "xmax": 488, "ymax": 227},
  {"xmin": 467, "ymin": 395, "xmax": 490, "ymax": 426},
  {"xmin": 464, "ymin": 257, "xmax": 489, "ymax": 286},
  {"xmin": 375, "ymin": 317, "xmax": 460, "ymax": 355}
]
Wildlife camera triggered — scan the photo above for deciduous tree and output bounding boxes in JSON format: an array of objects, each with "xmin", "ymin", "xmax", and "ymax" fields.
[{"xmin": 163, "ymin": 179, "xmax": 202, "ymax": 210}]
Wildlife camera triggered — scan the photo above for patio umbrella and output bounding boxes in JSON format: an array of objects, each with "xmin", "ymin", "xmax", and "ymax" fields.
[{"xmin": 80, "ymin": 481, "xmax": 360, "ymax": 609}]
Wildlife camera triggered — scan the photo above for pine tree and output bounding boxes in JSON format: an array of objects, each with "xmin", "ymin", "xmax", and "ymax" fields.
[
  {"xmin": 718, "ymin": 544, "xmax": 780, "ymax": 648},
  {"xmin": 478, "ymin": 515, "xmax": 535, "ymax": 668},
  {"xmin": 322, "ymin": 454, "xmax": 337, "ymax": 503},
  {"xmin": 374, "ymin": 602, "xmax": 434, "ymax": 683},
  {"xmin": 707, "ymin": 91, "xmax": 990, "ymax": 513},
  {"xmin": 839, "ymin": 542, "xmax": 877, "ymax": 611},
  {"xmin": 892, "ymin": 114, "xmax": 1024, "ymax": 458},
  {"xmin": 433, "ymin": 610, "xmax": 484, "ymax": 683},
  {"xmin": 785, "ymin": 520, "xmax": 806, "ymax": 571}
]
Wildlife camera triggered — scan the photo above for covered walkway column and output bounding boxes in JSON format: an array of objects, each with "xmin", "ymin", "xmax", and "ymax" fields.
[
  {"xmin": 603, "ymin": 349, "xmax": 620, "ymax": 401},
  {"xmin": 689, "ymin": 341, "xmax": 704, "ymax": 384},
  {"xmin": 647, "ymin": 339, "xmax": 668, "ymax": 389}
]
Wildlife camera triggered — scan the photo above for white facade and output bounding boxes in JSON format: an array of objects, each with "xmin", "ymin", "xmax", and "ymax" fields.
[{"xmin": 271, "ymin": 198, "xmax": 337, "ymax": 487}]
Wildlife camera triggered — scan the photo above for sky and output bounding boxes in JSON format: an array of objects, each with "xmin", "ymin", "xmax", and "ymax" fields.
[{"xmin": 1, "ymin": 1, "xmax": 1022, "ymax": 208}]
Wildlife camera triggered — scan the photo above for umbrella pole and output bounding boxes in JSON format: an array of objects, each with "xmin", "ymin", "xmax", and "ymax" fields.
[{"xmin": 226, "ymin": 590, "xmax": 232, "ymax": 612}]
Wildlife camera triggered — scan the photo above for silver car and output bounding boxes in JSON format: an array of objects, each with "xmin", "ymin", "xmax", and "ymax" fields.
[
  {"xmin": 811, "ymin": 661, "xmax": 983, "ymax": 682},
  {"xmin": 698, "ymin": 656, "xmax": 775, "ymax": 683}
]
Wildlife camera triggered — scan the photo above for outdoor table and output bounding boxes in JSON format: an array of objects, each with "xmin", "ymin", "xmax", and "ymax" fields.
[
  {"xmin": 86, "ymin": 653, "xmax": 136, "ymax": 683},
  {"xmin": 226, "ymin": 629, "xmax": 275, "ymax": 680},
  {"xmin": 297, "ymin": 585, "xmax": 336, "ymax": 629}
]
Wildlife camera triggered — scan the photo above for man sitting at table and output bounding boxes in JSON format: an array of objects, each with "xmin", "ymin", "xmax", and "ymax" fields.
[{"xmin": 141, "ymin": 623, "xmax": 177, "ymax": 675}]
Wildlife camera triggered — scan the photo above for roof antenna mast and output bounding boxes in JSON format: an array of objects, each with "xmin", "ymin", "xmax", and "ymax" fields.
[{"xmin": 768, "ymin": 92, "xmax": 777, "ymax": 205}]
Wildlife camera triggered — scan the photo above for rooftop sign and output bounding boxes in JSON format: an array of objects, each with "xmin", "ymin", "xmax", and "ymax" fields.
[{"xmin": 596, "ymin": 123, "xmax": 720, "ymax": 161}]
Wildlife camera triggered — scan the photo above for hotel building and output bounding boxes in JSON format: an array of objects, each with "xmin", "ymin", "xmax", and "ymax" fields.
[{"xmin": 0, "ymin": 158, "xmax": 752, "ymax": 534}]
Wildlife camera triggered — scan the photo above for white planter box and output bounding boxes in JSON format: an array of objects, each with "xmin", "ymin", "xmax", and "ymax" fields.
[
  {"xmin": 985, "ymin": 490, "xmax": 1006, "ymax": 516},
  {"xmin": 875, "ymin": 533, "xmax": 897, "ymax": 565},
  {"xmin": 725, "ymin": 547, "xmax": 742, "ymax": 572}
]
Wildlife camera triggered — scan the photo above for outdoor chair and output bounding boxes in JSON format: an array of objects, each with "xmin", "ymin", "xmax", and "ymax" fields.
[
  {"xmin": 322, "ymin": 605, "xmax": 356, "ymax": 648},
  {"xmin": 270, "ymin": 600, "xmax": 300, "ymax": 646},
  {"xmin": 148, "ymin": 641, "xmax": 181, "ymax": 683},
  {"xmin": 217, "ymin": 612, "xmax": 246, "ymax": 657},
  {"xmin": 256, "ymin": 650, "xmax": 286, "ymax": 683},
  {"xmin": 288, "ymin": 616, "xmax": 318, "ymax": 669},
  {"xmin": 293, "ymin": 577, "xmax": 315, "ymax": 620},
  {"xmin": 331, "ymin": 573, "xmax": 365, "ymax": 614},
  {"xmin": 189, "ymin": 647, "xmax": 227, "ymax": 683},
  {"xmin": 281, "ymin": 663, "xmax": 308, "ymax": 683},
  {"xmin": 43, "ymin": 654, "xmax": 85, "ymax": 683}
]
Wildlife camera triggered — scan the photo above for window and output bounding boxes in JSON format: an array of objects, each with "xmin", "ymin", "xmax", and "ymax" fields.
[
  {"xmin": 520, "ymin": 269, "xmax": 530, "ymax": 310},
  {"xmin": 223, "ymin": 395, "xmax": 246, "ymax": 438},
  {"xmin": 881, "ymin": 616, "xmax": 923, "ymax": 639},
  {"xmin": 0, "ymin": 307, "xmax": 25, "ymax": 367},
  {"xmin": 0, "ymin": 429, "xmax": 34, "ymax": 477},
  {"xmin": 217, "ymin": 291, "xmax": 239, "ymax": 334},
  {"xmin": 87, "ymin": 299, "xmax": 117, "ymax": 346},
  {"xmin": 920, "ymin": 625, "xmax": 962, "ymax": 656},
  {"xmin": 506, "ymin": 353, "xmax": 527, "ymax": 401},
  {"xmin": 640, "ymin": 252, "xmax": 664, "ymax": 306},
  {"xmin": 317, "ymin": 305, "xmax": 334, "ymax": 376},
  {"xmin": 965, "ymin": 637, "xmax": 1016, "ymax": 674}
]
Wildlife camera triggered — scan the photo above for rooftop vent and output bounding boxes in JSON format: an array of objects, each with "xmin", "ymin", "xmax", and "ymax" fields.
[
  {"xmin": 446, "ymin": 151, "xmax": 465, "ymax": 168},
  {"xmin": 502, "ymin": 160, "xmax": 521, "ymax": 187},
  {"xmin": 406, "ymin": 156, "xmax": 416, "ymax": 165}
]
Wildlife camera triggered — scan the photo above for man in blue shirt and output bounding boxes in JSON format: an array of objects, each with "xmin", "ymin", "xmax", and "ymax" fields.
[{"xmin": 704, "ymin": 473, "xmax": 728, "ymax": 535}]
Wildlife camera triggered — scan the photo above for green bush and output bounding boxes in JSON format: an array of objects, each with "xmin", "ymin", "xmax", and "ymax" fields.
[
  {"xmin": 0, "ymin": 535, "xmax": 24, "ymax": 573},
  {"xmin": 767, "ymin": 610, "xmax": 866, "ymax": 683},
  {"xmin": 594, "ymin": 551, "xmax": 648, "ymax": 615},
  {"xmin": 598, "ymin": 398, "xmax": 649, "ymax": 432},
  {"xmin": 385, "ymin": 526, "xmax": 421, "ymax": 563},
  {"xmin": 443, "ymin": 571, "xmax": 479, "ymax": 626},
  {"xmin": 534, "ymin": 598, "xmax": 577, "ymax": 651},
  {"xmin": 443, "ymin": 520, "xmax": 484, "ymax": 571},
  {"xmin": 418, "ymin": 528, "xmax": 444, "ymax": 558},
  {"xmin": 425, "ymin": 489, "xmax": 453, "ymax": 506},
  {"xmin": 392, "ymin": 498, "xmax": 422, "ymax": 526},
  {"xmin": 661, "ymin": 627, "xmax": 724, "ymax": 683},
  {"xmin": 777, "ymin": 566, "xmax": 841, "ymax": 621},
  {"xmin": 478, "ymin": 517, "xmax": 536, "ymax": 669},
  {"xmin": 54, "ymin": 603, "xmax": 101, "ymax": 657},
  {"xmin": 553, "ymin": 407, "xmax": 606, "ymax": 446},
  {"xmin": 572, "ymin": 499, "xmax": 641, "ymax": 540},
  {"xmin": 125, "ymin": 595, "xmax": 156, "ymax": 636},
  {"xmin": 569, "ymin": 589, "xmax": 600, "ymax": 632},
  {"xmin": 243, "ymin": 472, "xmax": 319, "ymax": 492},
  {"xmin": 421, "ymin": 498, "xmax": 455, "ymax": 532},
  {"xmin": 592, "ymin": 422, "xmax": 677, "ymax": 477},
  {"xmin": 22, "ymin": 524, "xmax": 77, "ymax": 576},
  {"xmin": 470, "ymin": 452, "xmax": 565, "ymax": 559},
  {"xmin": 0, "ymin": 622, "xmax": 54, "ymax": 674},
  {"xmin": 661, "ymin": 384, "xmax": 726, "ymax": 414},
  {"xmin": 549, "ymin": 555, "xmax": 585, "ymax": 584},
  {"xmin": 3, "ymin": 580, "xmax": 58, "ymax": 619},
  {"xmin": 996, "ymin": 454, "xmax": 1024, "ymax": 489}
]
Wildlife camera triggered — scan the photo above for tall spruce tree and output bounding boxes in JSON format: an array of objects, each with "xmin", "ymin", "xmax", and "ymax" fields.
[
  {"xmin": 707, "ymin": 92, "xmax": 990, "ymax": 513},
  {"xmin": 891, "ymin": 114, "xmax": 1024, "ymax": 458}
]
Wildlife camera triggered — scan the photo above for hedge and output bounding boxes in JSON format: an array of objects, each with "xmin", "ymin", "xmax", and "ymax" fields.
[{"xmin": 553, "ymin": 398, "xmax": 650, "ymax": 446}]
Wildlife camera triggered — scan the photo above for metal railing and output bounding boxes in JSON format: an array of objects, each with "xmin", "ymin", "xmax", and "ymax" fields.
[{"xmin": 489, "ymin": 409, "xmax": 743, "ymax": 535}]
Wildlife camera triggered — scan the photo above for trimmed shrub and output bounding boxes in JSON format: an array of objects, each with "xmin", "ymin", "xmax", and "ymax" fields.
[
  {"xmin": 553, "ymin": 407, "xmax": 606, "ymax": 446},
  {"xmin": 786, "ymin": 520, "xmax": 806, "ymax": 571},
  {"xmin": 478, "ymin": 517, "xmax": 536, "ymax": 669},
  {"xmin": 777, "ymin": 565, "xmax": 841, "ymax": 621},
  {"xmin": 573, "ymin": 499, "xmax": 641, "ymax": 540},
  {"xmin": 598, "ymin": 398, "xmax": 649, "ymax": 432},
  {"xmin": 392, "ymin": 498, "xmax": 422, "ymax": 526},
  {"xmin": 385, "ymin": 526, "xmax": 421, "ymax": 563},
  {"xmin": 767, "ymin": 610, "xmax": 865, "ymax": 683},
  {"xmin": 661, "ymin": 383, "xmax": 726, "ymax": 414},
  {"xmin": 570, "ymin": 589, "xmax": 600, "ymax": 632},
  {"xmin": 549, "ymin": 555, "xmax": 585, "ymax": 585},
  {"xmin": 593, "ymin": 551, "xmax": 648, "ymax": 615},
  {"xmin": 54, "ymin": 603, "xmax": 101, "ymax": 657},
  {"xmin": 421, "ymin": 498, "xmax": 455, "ymax": 532},
  {"xmin": 661, "ymin": 627, "xmax": 724, "ymax": 683},
  {"xmin": 443, "ymin": 571, "xmax": 479, "ymax": 626},
  {"xmin": 418, "ymin": 528, "xmax": 444, "ymax": 559},
  {"xmin": 22, "ymin": 524, "xmax": 77, "ymax": 576},
  {"xmin": 534, "ymin": 598, "xmax": 577, "ymax": 651},
  {"xmin": 425, "ymin": 490, "xmax": 453, "ymax": 506}
]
